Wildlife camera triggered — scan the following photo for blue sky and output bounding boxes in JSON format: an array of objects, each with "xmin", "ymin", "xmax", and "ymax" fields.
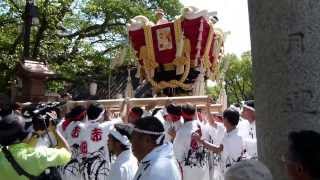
[{"xmin": 180, "ymin": 0, "xmax": 251, "ymax": 56}]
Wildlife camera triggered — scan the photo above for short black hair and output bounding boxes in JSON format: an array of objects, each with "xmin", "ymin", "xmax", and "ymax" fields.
[
  {"xmin": 289, "ymin": 130, "xmax": 320, "ymax": 178},
  {"xmin": 21, "ymin": 103, "xmax": 50, "ymax": 131},
  {"xmin": 131, "ymin": 107, "xmax": 143, "ymax": 118},
  {"xmin": 181, "ymin": 103, "xmax": 195, "ymax": 115},
  {"xmin": 134, "ymin": 116, "xmax": 165, "ymax": 144},
  {"xmin": 244, "ymin": 100, "xmax": 255, "ymax": 109},
  {"xmin": 111, "ymin": 126, "xmax": 131, "ymax": 151},
  {"xmin": 66, "ymin": 105, "xmax": 86, "ymax": 121},
  {"xmin": 87, "ymin": 103, "xmax": 104, "ymax": 120},
  {"xmin": 0, "ymin": 114, "xmax": 29, "ymax": 146},
  {"xmin": 223, "ymin": 108, "xmax": 240, "ymax": 126},
  {"xmin": 166, "ymin": 104, "xmax": 181, "ymax": 116},
  {"xmin": 233, "ymin": 103, "xmax": 241, "ymax": 108}
]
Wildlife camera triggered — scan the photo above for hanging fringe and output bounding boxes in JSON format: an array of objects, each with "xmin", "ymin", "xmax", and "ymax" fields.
[
  {"xmin": 194, "ymin": 18, "xmax": 204, "ymax": 67},
  {"xmin": 217, "ymin": 86, "xmax": 228, "ymax": 110},
  {"xmin": 193, "ymin": 64, "xmax": 205, "ymax": 96},
  {"xmin": 125, "ymin": 69, "xmax": 133, "ymax": 98}
]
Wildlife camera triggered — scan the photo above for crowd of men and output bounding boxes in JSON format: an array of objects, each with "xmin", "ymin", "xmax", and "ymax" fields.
[{"xmin": 0, "ymin": 97, "xmax": 319, "ymax": 180}]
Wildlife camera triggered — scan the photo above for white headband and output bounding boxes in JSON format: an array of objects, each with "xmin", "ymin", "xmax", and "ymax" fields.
[
  {"xmin": 110, "ymin": 126, "xmax": 131, "ymax": 147},
  {"xmin": 132, "ymin": 128, "xmax": 165, "ymax": 144},
  {"xmin": 242, "ymin": 105, "xmax": 255, "ymax": 112},
  {"xmin": 133, "ymin": 128, "xmax": 164, "ymax": 135}
]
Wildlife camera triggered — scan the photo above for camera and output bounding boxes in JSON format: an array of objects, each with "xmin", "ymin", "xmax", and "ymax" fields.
[{"xmin": 22, "ymin": 101, "xmax": 66, "ymax": 131}]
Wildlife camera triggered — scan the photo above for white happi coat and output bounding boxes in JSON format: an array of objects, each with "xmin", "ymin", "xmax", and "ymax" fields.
[
  {"xmin": 173, "ymin": 120, "xmax": 209, "ymax": 180},
  {"xmin": 204, "ymin": 122, "xmax": 226, "ymax": 147},
  {"xmin": 165, "ymin": 119, "xmax": 183, "ymax": 142},
  {"xmin": 60, "ymin": 120, "xmax": 85, "ymax": 180},
  {"xmin": 204, "ymin": 122, "xmax": 226, "ymax": 180},
  {"xmin": 133, "ymin": 143, "xmax": 182, "ymax": 180},
  {"xmin": 61, "ymin": 119, "xmax": 120, "ymax": 180},
  {"xmin": 237, "ymin": 118, "xmax": 257, "ymax": 159},
  {"xmin": 109, "ymin": 149, "xmax": 138, "ymax": 180},
  {"xmin": 154, "ymin": 109, "xmax": 183, "ymax": 143},
  {"xmin": 220, "ymin": 128, "xmax": 243, "ymax": 174},
  {"xmin": 79, "ymin": 120, "xmax": 123, "ymax": 180}
]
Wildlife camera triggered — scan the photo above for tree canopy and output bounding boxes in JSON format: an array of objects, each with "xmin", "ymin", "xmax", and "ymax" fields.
[
  {"xmin": 207, "ymin": 51, "xmax": 254, "ymax": 104},
  {"xmin": 0, "ymin": 0, "xmax": 183, "ymax": 94}
]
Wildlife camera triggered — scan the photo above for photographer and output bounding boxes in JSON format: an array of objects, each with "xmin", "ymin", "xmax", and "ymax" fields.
[
  {"xmin": 22, "ymin": 102, "xmax": 69, "ymax": 149},
  {"xmin": 0, "ymin": 113, "xmax": 71, "ymax": 180}
]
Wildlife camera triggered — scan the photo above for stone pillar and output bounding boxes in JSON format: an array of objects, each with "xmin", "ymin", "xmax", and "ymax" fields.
[{"xmin": 248, "ymin": 0, "xmax": 320, "ymax": 179}]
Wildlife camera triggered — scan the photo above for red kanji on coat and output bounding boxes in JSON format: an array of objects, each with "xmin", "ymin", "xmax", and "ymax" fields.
[
  {"xmin": 91, "ymin": 128, "xmax": 102, "ymax": 142},
  {"xmin": 71, "ymin": 126, "xmax": 81, "ymax": 138},
  {"xmin": 80, "ymin": 141, "xmax": 88, "ymax": 155},
  {"xmin": 190, "ymin": 138, "xmax": 199, "ymax": 150}
]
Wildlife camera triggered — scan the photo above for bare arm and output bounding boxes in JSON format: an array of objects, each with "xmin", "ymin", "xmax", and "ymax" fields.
[
  {"xmin": 120, "ymin": 98, "xmax": 129, "ymax": 123},
  {"xmin": 54, "ymin": 128, "xmax": 71, "ymax": 151},
  {"xmin": 192, "ymin": 133, "xmax": 223, "ymax": 153},
  {"xmin": 206, "ymin": 97, "xmax": 212, "ymax": 121},
  {"xmin": 206, "ymin": 97, "xmax": 219, "ymax": 128},
  {"xmin": 168, "ymin": 127, "xmax": 176, "ymax": 142},
  {"xmin": 201, "ymin": 139, "xmax": 223, "ymax": 153}
]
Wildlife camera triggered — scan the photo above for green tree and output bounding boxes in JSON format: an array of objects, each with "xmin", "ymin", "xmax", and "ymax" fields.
[
  {"xmin": 0, "ymin": 0, "xmax": 183, "ymax": 94},
  {"xmin": 224, "ymin": 51, "xmax": 254, "ymax": 104},
  {"xmin": 206, "ymin": 82, "xmax": 221, "ymax": 100}
]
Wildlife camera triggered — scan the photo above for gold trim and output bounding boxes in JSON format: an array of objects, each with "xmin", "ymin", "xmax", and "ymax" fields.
[
  {"xmin": 143, "ymin": 25, "xmax": 158, "ymax": 77},
  {"xmin": 163, "ymin": 63, "xmax": 175, "ymax": 71},
  {"xmin": 174, "ymin": 18, "xmax": 182, "ymax": 51},
  {"xmin": 203, "ymin": 21, "xmax": 215, "ymax": 71},
  {"xmin": 145, "ymin": 39, "xmax": 192, "ymax": 90}
]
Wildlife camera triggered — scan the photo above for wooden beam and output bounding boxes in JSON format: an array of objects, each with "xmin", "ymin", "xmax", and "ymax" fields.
[
  {"xmin": 196, "ymin": 104, "xmax": 223, "ymax": 112},
  {"xmin": 67, "ymin": 96, "xmax": 208, "ymax": 106},
  {"xmin": 65, "ymin": 96, "xmax": 223, "ymax": 113},
  {"xmin": 105, "ymin": 104, "xmax": 222, "ymax": 111}
]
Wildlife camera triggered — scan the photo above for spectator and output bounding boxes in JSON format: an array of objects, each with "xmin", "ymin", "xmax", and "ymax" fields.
[
  {"xmin": 0, "ymin": 113, "xmax": 71, "ymax": 180},
  {"xmin": 22, "ymin": 103, "xmax": 67, "ymax": 148},
  {"xmin": 284, "ymin": 130, "xmax": 320, "ymax": 180},
  {"xmin": 225, "ymin": 160, "xmax": 273, "ymax": 180}
]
